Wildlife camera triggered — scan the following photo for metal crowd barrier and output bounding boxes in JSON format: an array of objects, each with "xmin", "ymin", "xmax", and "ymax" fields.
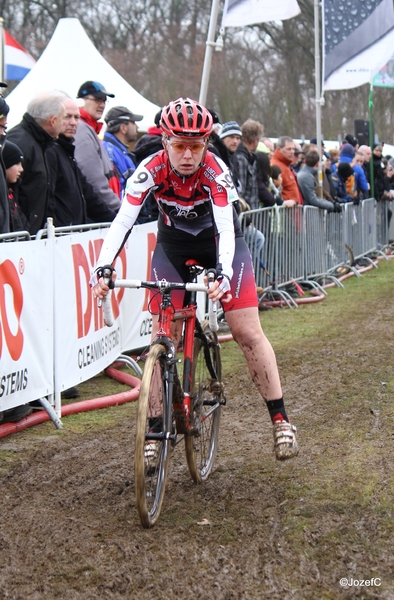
[
  {"xmin": 0, "ymin": 230, "xmax": 31, "ymax": 242},
  {"xmin": 388, "ymin": 200, "xmax": 394, "ymax": 243},
  {"xmin": 240, "ymin": 197, "xmax": 387, "ymax": 297},
  {"xmin": 376, "ymin": 199, "xmax": 393, "ymax": 253}
]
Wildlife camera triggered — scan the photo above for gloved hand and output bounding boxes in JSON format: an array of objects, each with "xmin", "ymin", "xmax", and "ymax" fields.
[
  {"xmin": 333, "ymin": 201, "xmax": 342, "ymax": 213},
  {"xmin": 353, "ymin": 197, "xmax": 360, "ymax": 206}
]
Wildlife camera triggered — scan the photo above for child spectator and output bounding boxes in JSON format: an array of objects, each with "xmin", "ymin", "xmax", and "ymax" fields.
[
  {"xmin": 331, "ymin": 163, "xmax": 355, "ymax": 202},
  {"xmin": 3, "ymin": 141, "xmax": 27, "ymax": 232}
]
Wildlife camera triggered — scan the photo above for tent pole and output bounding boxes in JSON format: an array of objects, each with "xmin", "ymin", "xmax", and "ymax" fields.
[
  {"xmin": 199, "ymin": 0, "xmax": 221, "ymax": 106},
  {"xmin": 314, "ymin": 0, "xmax": 323, "ymax": 197}
]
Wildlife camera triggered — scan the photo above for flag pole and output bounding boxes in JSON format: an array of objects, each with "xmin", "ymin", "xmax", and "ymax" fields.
[
  {"xmin": 314, "ymin": 0, "xmax": 323, "ymax": 197},
  {"xmin": 0, "ymin": 18, "xmax": 4, "ymax": 83},
  {"xmin": 369, "ymin": 83, "xmax": 375, "ymax": 199},
  {"xmin": 199, "ymin": 0, "xmax": 221, "ymax": 105}
]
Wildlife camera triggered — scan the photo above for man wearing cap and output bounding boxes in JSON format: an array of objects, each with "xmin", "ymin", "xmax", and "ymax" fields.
[
  {"xmin": 73, "ymin": 81, "xmax": 120, "ymax": 212},
  {"xmin": 103, "ymin": 106, "xmax": 143, "ymax": 196},
  {"xmin": 343, "ymin": 134, "xmax": 359, "ymax": 150}
]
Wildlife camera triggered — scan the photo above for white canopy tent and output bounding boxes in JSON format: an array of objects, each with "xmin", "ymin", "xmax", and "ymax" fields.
[{"xmin": 5, "ymin": 18, "xmax": 160, "ymax": 131}]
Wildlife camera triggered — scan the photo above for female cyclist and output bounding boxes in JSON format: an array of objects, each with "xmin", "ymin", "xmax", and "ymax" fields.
[{"xmin": 91, "ymin": 97, "xmax": 298, "ymax": 460}]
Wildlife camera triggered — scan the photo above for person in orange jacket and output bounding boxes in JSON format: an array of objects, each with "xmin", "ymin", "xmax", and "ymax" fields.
[{"xmin": 271, "ymin": 136, "xmax": 303, "ymax": 205}]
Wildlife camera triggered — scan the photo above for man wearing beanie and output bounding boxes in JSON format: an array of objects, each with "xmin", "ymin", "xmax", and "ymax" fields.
[
  {"xmin": 209, "ymin": 119, "xmax": 242, "ymax": 195},
  {"xmin": 219, "ymin": 121, "xmax": 242, "ymax": 192},
  {"xmin": 0, "ymin": 96, "xmax": 11, "ymax": 234}
]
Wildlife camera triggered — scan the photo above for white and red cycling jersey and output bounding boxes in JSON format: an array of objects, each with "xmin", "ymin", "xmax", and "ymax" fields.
[{"xmin": 95, "ymin": 149, "xmax": 240, "ymax": 281}]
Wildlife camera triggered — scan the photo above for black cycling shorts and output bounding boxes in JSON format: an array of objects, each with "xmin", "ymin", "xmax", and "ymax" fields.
[{"xmin": 149, "ymin": 231, "xmax": 258, "ymax": 313}]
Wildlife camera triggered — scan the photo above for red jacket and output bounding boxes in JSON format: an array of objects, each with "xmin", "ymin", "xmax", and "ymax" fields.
[{"xmin": 271, "ymin": 147, "xmax": 303, "ymax": 204}]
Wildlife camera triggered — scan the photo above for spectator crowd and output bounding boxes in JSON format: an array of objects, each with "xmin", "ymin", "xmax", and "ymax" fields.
[{"xmin": 1, "ymin": 81, "xmax": 392, "ymax": 238}]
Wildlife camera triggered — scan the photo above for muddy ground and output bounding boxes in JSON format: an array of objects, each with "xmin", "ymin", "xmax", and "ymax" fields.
[{"xmin": 0, "ymin": 262, "xmax": 394, "ymax": 599}]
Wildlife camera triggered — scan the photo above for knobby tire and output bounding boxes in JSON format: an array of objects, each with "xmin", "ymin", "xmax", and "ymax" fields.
[
  {"xmin": 135, "ymin": 344, "xmax": 171, "ymax": 528},
  {"xmin": 185, "ymin": 321, "xmax": 222, "ymax": 482}
]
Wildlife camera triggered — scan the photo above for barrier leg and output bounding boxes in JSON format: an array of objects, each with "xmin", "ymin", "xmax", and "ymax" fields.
[{"xmin": 37, "ymin": 397, "xmax": 63, "ymax": 429}]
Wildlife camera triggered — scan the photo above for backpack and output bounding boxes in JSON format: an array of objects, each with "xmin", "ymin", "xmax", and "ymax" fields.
[{"xmin": 345, "ymin": 172, "xmax": 357, "ymax": 198}]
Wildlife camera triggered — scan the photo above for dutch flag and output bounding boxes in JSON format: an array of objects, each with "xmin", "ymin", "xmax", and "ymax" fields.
[{"xmin": 4, "ymin": 30, "xmax": 36, "ymax": 81}]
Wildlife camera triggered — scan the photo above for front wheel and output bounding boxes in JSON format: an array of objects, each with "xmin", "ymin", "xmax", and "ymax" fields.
[
  {"xmin": 185, "ymin": 322, "xmax": 222, "ymax": 482},
  {"xmin": 135, "ymin": 344, "xmax": 171, "ymax": 528}
]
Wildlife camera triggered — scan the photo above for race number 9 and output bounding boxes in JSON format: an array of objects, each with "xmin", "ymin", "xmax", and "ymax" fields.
[{"xmin": 133, "ymin": 171, "xmax": 149, "ymax": 185}]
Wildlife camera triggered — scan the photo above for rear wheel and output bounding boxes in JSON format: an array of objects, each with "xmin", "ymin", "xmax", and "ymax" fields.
[
  {"xmin": 185, "ymin": 322, "xmax": 222, "ymax": 482},
  {"xmin": 135, "ymin": 344, "xmax": 171, "ymax": 527}
]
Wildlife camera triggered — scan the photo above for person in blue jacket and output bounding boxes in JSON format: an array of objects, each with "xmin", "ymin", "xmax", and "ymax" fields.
[
  {"xmin": 334, "ymin": 143, "xmax": 369, "ymax": 199},
  {"xmin": 103, "ymin": 106, "xmax": 143, "ymax": 197}
]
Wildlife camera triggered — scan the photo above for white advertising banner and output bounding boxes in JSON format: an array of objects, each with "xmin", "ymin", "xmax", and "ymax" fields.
[
  {"xmin": 0, "ymin": 239, "xmax": 54, "ymax": 410},
  {"xmin": 53, "ymin": 222, "xmax": 157, "ymax": 392}
]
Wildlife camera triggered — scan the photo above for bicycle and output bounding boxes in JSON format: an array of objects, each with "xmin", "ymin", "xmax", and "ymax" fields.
[{"xmin": 99, "ymin": 262, "xmax": 226, "ymax": 528}]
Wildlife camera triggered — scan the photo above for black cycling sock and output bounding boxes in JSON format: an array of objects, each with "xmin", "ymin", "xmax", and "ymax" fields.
[{"xmin": 266, "ymin": 398, "xmax": 289, "ymax": 423}]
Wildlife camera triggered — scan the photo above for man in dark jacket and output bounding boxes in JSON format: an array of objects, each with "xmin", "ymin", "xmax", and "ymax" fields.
[
  {"xmin": 372, "ymin": 144, "xmax": 392, "ymax": 200},
  {"xmin": 128, "ymin": 109, "xmax": 163, "ymax": 224},
  {"xmin": 46, "ymin": 98, "xmax": 116, "ymax": 227},
  {"xmin": 133, "ymin": 109, "xmax": 163, "ymax": 165},
  {"xmin": 216, "ymin": 121, "xmax": 242, "ymax": 193},
  {"xmin": 7, "ymin": 92, "xmax": 65, "ymax": 234},
  {"xmin": 235, "ymin": 119, "xmax": 264, "ymax": 209}
]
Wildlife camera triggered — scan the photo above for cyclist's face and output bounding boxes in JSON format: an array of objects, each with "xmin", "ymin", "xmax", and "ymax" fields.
[{"xmin": 165, "ymin": 136, "xmax": 207, "ymax": 175}]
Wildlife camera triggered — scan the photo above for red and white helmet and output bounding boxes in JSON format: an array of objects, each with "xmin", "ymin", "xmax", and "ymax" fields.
[{"xmin": 160, "ymin": 97, "xmax": 213, "ymax": 138}]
